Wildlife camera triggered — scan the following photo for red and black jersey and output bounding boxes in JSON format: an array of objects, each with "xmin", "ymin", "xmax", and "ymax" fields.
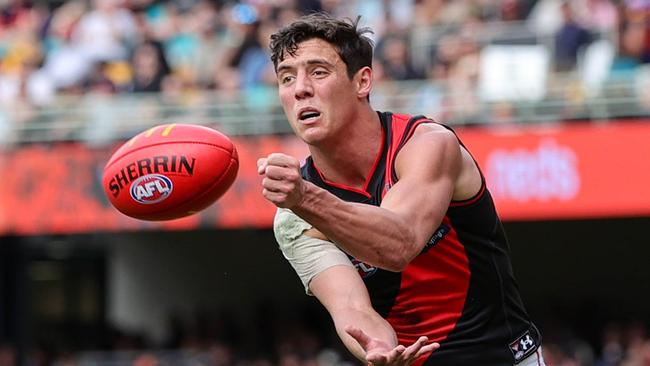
[{"xmin": 300, "ymin": 112, "xmax": 541, "ymax": 365}]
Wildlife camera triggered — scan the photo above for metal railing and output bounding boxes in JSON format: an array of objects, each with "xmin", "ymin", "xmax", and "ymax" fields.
[{"xmin": 2, "ymin": 67, "xmax": 649, "ymax": 146}]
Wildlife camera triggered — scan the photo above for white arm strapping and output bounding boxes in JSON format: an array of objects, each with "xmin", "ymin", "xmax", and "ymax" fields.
[{"xmin": 273, "ymin": 208, "xmax": 353, "ymax": 295}]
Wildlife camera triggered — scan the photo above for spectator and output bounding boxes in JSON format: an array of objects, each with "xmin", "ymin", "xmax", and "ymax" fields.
[
  {"xmin": 610, "ymin": 4, "xmax": 650, "ymax": 76},
  {"xmin": 554, "ymin": 1, "xmax": 593, "ymax": 72},
  {"xmin": 225, "ymin": 4, "xmax": 274, "ymax": 90},
  {"xmin": 71, "ymin": 0, "xmax": 138, "ymax": 63},
  {"xmin": 376, "ymin": 34, "xmax": 424, "ymax": 80},
  {"xmin": 129, "ymin": 40, "xmax": 171, "ymax": 93},
  {"xmin": 188, "ymin": 1, "xmax": 232, "ymax": 88}
]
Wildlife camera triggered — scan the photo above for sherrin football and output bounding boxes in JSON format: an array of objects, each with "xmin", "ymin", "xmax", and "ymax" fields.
[{"xmin": 102, "ymin": 124, "xmax": 239, "ymax": 221}]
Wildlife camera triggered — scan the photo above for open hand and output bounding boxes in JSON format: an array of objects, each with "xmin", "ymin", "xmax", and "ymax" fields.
[{"xmin": 346, "ymin": 326, "xmax": 440, "ymax": 365}]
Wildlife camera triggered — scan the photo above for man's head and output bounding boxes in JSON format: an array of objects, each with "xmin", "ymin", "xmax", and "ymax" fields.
[
  {"xmin": 269, "ymin": 14, "xmax": 377, "ymax": 145},
  {"xmin": 270, "ymin": 13, "xmax": 374, "ymax": 80}
]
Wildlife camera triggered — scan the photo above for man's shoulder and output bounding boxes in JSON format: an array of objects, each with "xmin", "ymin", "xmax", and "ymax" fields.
[
  {"xmin": 411, "ymin": 121, "xmax": 456, "ymax": 137},
  {"xmin": 380, "ymin": 111, "xmax": 452, "ymax": 133}
]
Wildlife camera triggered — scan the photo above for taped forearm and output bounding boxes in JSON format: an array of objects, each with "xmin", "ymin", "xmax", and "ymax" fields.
[{"xmin": 274, "ymin": 208, "xmax": 353, "ymax": 294}]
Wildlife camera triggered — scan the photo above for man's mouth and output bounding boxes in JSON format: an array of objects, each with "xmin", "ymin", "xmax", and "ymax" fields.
[{"xmin": 298, "ymin": 110, "xmax": 321, "ymax": 122}]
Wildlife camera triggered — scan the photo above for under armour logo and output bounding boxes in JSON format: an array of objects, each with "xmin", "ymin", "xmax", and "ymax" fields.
[
  {"xmin": 520, "ymin": 335, "xmax": 534, "ymax": 350},
  {"xmin": 509, "ymin": 330, "xmax": 538, "ymax": 363}
]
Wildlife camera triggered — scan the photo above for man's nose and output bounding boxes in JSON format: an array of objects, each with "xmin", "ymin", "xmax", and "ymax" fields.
[{"xmin": 294, "ymin": 72, "xmax": 314, "ymax": 99}]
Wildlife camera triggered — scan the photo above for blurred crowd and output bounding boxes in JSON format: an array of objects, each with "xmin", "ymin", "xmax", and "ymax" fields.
[
  {"xmin": 2, "ymin": 1, "xmax": 650, "ymax": 365},
  {"xmin": 2, "ymin": 0, "xmax": 650, "ymax": 136},
  {"xmin": 1, "ymin": 315, "xmax": 650, "ymax": 366},
  {"xmin": 542, "ymin": 322, "xmax": 650, "ymax": 366}
]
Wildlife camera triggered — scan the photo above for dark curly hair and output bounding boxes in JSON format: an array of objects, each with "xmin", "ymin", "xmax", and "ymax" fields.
[{"xmin": 269, "ymin": 13, "xmax": 374, "ymax": 79}]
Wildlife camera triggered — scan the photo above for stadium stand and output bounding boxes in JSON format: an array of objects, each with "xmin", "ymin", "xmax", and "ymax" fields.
[
  {"xmin": 1, "ymin": 0, "xmax": 650, "ymax": 365},
  {"xmin": 0, "ymin": 0, "xmax": 649, "ymax": 145}
]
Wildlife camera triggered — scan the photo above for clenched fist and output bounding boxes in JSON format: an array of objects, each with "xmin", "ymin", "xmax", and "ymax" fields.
[{"xmin": 257, "ymin": 153, "xmax": 306, "ymax": 208}]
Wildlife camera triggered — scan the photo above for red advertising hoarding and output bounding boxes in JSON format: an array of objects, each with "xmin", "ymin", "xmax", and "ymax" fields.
[
  {"xmin": 459, "ymin": 122, "xmax": 650, "ymax": 220},
  {"xmin": 0, "ymin": 121, "xmax": 648, "ymax": 235},
  {"xmin": 0, "ymin": 136, "xmax": 308, "ymax": 235}
]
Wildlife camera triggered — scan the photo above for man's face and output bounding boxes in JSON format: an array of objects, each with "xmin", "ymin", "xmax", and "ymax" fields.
[{"xmin": 276, "ymin": 38, "xmax": 360, "ymax": 145}]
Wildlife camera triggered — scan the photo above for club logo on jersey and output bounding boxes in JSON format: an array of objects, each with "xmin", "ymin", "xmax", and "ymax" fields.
[
  {"xmin": 130, "ymin": 174, "xmax": 173, "ymax": 204},
  {"xmin": 350, "ymin": 258, "xmax": 377, "ymax": 278},
  {"xmin": 421, "ymin": 223, "xmax": 450, "ymax": 254},
  {"xmin": 509, "ymin": 330, "xmax": 538, "ymax": 363}
]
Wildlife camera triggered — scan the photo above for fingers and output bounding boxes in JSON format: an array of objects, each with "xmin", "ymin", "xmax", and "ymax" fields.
[
  {"xmin": 366, "ymin": 345, "xmax": 405, "ymax": 364},
  {"xmin": 260, "ymin": 166, "xmax": 301, "ymax": 193},
  {"xmin": 265, "ymin": 153, "xmax": 300, "ymax": 169},
  {"xmin": 261, "ymin": 189, "xmax": 288, "ymax": 201},
  {"xmin": 399, "ymin": 337, "xmax": 439, "ymax": 364},
  {"xmin": 264, "ymin": 165, "xmax": 297, "ymax": 180},
  {"xmin": 267, "ymin": 152, "xmax": 300, "ymax": 167},
  {"xmin": 413, "ymin": 342, "xmax": 440, "ymax": 359},
  {"xmin": 258, "ymin": 153, "xmax": 305, "ymax": 208},
  {"xmin": 258, "ymin": 153, "xmax": 300, "ymax": 174},
  {"xmin": 347, "ymin": 328, "xmax": 439, "ymax": 366},
  {"xmin": 368, "ymin": 338, "xmax": 439, "ymax": 366},
  {"xmin": 401, "ymin": 336, "xmax": 429, "ymax": 360},
  {"xmin": 258, "ymin": 155, "xmax": 301, "ymax": 183},
  {"xmin": 256, "ymin": 158, "xmax": 267, "ymax": 175}
]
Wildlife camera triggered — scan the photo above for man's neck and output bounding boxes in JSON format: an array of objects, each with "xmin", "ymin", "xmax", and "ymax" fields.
[{"xmin": 309, "ymin": 107, "xmax": 382, "ymax": 190}]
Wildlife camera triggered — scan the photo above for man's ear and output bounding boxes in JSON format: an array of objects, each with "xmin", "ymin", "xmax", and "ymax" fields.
[{"xmin": 355, "ymin": 66, "xmax": 373, "ymax": 99}]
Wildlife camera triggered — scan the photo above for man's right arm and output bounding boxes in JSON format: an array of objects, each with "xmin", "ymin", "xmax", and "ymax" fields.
[
  {"xmin": 308, "ymin": 249, "xmax": 439, "ymax": 363},
  {"xmin": 275, "ymin": 209, "xmax": 438, "ymax": 363},
  {"xmin": 308, "ymin": 264, "xmax": 398, "ymax": 360},
  {"xmin": 274, "ymin": 208, "xmax": 395, "ymax": 359}
]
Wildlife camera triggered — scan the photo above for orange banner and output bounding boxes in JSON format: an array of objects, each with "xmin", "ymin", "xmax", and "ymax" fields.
[
  {"xmin": 0, "ymin": 137, "xmax": 307, "ymax": 236},
  {"xmin": 0, "ymin": 121, "xmax": 648, "ymax": 235},
  {"xmin": 456, "ymin": 121, "xmax": 650, "ymax": 220}
]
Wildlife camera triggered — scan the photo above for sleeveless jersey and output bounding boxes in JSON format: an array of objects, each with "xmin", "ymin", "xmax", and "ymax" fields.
[{"xmin": 300, "ymin": 112, "xmax": 541, "ymax": 365}]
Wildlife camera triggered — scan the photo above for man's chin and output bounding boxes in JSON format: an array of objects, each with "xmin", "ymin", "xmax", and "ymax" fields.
[{"xmin": 299, "ymin": 129, "xmax": 326, "ymax": 145}]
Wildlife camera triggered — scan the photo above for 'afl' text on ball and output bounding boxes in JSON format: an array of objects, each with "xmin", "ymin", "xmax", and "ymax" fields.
[{"xmin": 108, "ymin": 155, "xmax": 195, "ymax": 197}]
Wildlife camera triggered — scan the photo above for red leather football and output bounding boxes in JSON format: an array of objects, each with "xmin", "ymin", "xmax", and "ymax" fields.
[{"xmin": 102, "ymin": 123, "xmax": 239, "ymax": 221}]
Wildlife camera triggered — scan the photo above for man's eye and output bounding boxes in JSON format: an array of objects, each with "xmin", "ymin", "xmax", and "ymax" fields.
[{"xmin": 281, "ymin": 75, "xmax": 295, "ymax": 84}]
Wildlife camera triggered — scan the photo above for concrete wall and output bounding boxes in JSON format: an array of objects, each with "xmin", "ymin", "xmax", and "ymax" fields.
[{"xmin": 107, "ymin": 229, "xmax": 314, "ymax": 344}]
